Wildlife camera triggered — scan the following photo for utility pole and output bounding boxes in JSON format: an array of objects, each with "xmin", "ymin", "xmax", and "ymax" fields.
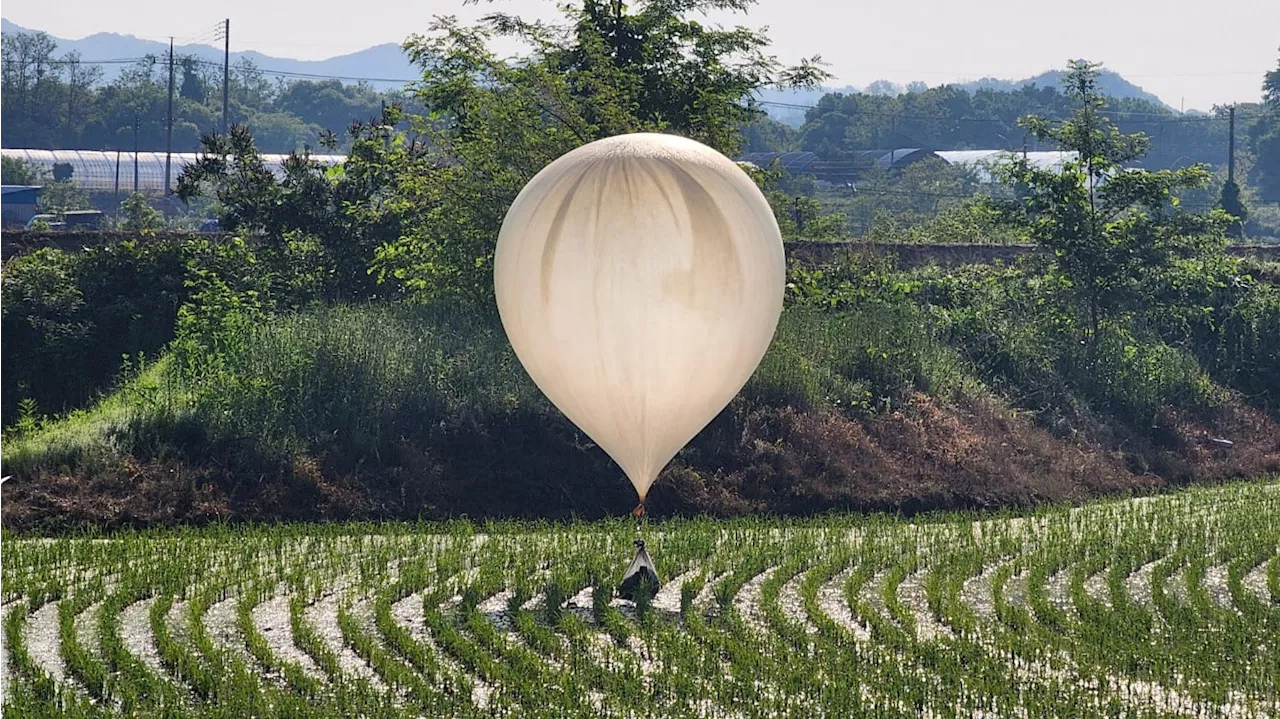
[
  {"xmin": 381, "ymin": 99, "xmax": 390, "ymax": 151},
  {"xmin": 165, "ymin": 37, "xmax": 174, "ymax": 196},
  {"xmin": 114, "ymin": 150, "xmax": 121, "ymax": 204},
  {"xmin": 1227, "ymin": 105, "xmax": 1236, "ymax": 184},
  {"xmin": 133, "ymin": 111, "xmax": 140, "ymax": 194},
  {"xmin": 222, "ymin": 18, "xmax": 230, "ymax": 135}
]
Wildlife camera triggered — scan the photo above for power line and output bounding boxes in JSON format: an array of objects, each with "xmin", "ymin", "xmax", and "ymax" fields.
[
  {"xmin": 22, "ymin": 55, "xmax": 1270, "ymax": 107},
  {"xmin": 811, "ymin": 189, "xmax": 1280, "ymax": 209},
  {"xmin": 42, "ymin": 57, "xmax": 154, "ymax": 65},
  {"xmin": 756, "ymin": 100, "xmax": 1261, "ymax": 124},
  {"xmin": 25, "ymin": 60, "xmax": 1261, "ymax": 110},
  {"xmin": 269, "ymin": 70, "xmax": 414, "ymax": 84},
  {"xmin": 15, "ymin": 52, "xmax": 1273, "ymax": 126},
  {"xmin": 222, "ymin": 66, "xmax": 415, "ymax": 84},
  {"xmin": 35, "ymin": 54, "xmax": 417, "ymax": 86},
  {"xmin": 180, "ymin": 58, "xmax": 415, "ymax": 83},
  {"xmin": 180, "ymin": 29, "xmax": 224, "ymax": 48}
]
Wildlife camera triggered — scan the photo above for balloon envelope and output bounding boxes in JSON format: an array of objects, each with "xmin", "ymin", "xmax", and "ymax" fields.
[{"xmin": 494, "ymin": 133, "xmax": 784, "ymax": 501}]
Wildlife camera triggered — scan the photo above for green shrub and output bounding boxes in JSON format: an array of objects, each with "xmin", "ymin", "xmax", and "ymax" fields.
[
  {"xmin": 1079, "ymin": 327, "xmax": 1226, "ymax": 424},
  {"xmin": 1, "ymin": 233, "xmax": 323, "ymax": 430},
  {"xmin": 921, "ymin": 260, "xmax": 1230, "ymax": 426},
  {"xmin": 8, "ymin": 245, "xmax": 1271, "ymax": 483},
  {"xmin": 749, "ymin": 303, "xmax": 966, "ymax": 416},
  {"xmin": 1, "ymin": 243, "xmax": 186, "ymax": 426},
  {"xmin": 118, "ymin": 192, "xmax": 164, "ymax": 233},
  {"xmin": 1188, "ymin": 277, "xmax": 1280, "ymax": 414},
  {"xmin": 863, "ymin": 197, "xmax": 1028, "ymax": 245},
  {"xmin": 923, "ymin": 261, "xmax": 1076, "ymax": 413}
]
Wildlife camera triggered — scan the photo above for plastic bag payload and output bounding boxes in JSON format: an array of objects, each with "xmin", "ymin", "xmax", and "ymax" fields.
[{"xmin": 617, "ymin": 539, "xmax": 661, "ymax": 602}]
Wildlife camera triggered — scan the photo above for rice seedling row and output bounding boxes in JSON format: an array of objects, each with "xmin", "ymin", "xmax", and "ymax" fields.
[{"xmin": 3, "ymin": 480, "xmax": 1278, "ymax": 717}]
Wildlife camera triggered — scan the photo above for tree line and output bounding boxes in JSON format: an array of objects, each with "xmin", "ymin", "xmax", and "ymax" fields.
[
  {"xmin": 745, "ymin": 55, "xmax": 1280, "ymax": 204},
  {"xmin": 1, "ymin": 30, "xmax": 410, "ymax": 154},
  {"xmin": 7, "ymin": 23, "xmax": 1277, "ymax": 209}
]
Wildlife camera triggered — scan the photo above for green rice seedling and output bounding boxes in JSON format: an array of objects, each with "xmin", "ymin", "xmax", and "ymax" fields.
[
  {"xmin": 338, "ymin": 599, "xmax": 442, "ymax": 715},
  {"xmin": 4, "ymin": 478, "xmax": 1280, "ymax": 717},
  {"xmin": 57, "ymin": 584, "xmax": 108, "ymax": 702},
  {"xmin": 236, "ymin": 581, "xmax": 326, "ymax": 700}
]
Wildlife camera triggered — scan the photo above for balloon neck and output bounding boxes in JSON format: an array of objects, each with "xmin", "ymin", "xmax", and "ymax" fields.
[{"xmin": 631, "ymin": 502, "xmax": 646, "ymax": 519}]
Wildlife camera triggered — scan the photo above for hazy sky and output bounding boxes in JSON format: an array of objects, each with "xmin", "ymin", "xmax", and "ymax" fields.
[{"xmin": 5, "ymin": 0, "xmax": 1278, "ymax": 111}]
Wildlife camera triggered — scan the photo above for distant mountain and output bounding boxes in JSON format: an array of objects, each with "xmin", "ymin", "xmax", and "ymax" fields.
[
  {"xmin": 958, "ymin": 69, "xmax": 1169, "ymax": 108},
  {"xmin": 0, "ymin": 18, "xmax": 417, "ymax": 89},
  {"xmin": 754, "ymin": 69, "xmax": 1172, "ymax": 128},
  {"xmin": 2, "ymin": 18, "xmax": 1172, "ymax": 113}
]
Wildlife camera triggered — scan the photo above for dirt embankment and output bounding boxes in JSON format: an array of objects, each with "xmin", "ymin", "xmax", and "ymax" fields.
[{"xmin": 5, "ymin": 393, "xmax": 1277, "ymax": 533}]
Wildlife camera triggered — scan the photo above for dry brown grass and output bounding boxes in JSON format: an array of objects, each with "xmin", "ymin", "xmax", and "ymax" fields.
[{"xmin": 4, "ymin": 392, "xmax": 1277, "ymax": 532}]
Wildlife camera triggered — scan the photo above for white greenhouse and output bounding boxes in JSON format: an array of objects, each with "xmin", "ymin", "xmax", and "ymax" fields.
[
  {"xmin": 935, "ymin": 150, "xmax": 1078, "ymax": 183},
  {"xmin": 1, "ymin": 149, "xmax": 346, "ymax": 193}
]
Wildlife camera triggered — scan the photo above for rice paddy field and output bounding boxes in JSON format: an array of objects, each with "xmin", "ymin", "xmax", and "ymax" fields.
[{"xmin": 2, "ymin": 479, "xmax": 1278, "ymax": 718}]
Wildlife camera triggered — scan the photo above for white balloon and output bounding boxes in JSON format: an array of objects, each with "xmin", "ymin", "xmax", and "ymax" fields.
[{"xmin": 494, "ymin": 133, "xmax": 785, "ymax": 502}]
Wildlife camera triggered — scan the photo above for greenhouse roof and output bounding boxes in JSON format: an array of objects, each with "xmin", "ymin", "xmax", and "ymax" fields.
[
  {"xmin": 936, "ymin": 150, "xmax": 1077, "ymax": 182},
  {"xmin": 0, "ymin": 149, "xmax": 346, "ymax": 193},
  {"xmin": 737, "ymin": 151, "xmax": 821, "ymax": 173}
]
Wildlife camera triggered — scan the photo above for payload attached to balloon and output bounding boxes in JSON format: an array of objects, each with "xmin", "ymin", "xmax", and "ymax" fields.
[{"xmin": 494, "ymin": 132, "xmax": 785, "ymax": 516}]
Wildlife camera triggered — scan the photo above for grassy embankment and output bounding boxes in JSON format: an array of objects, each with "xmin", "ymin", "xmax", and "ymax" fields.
[{"xmin": 3, "ymin": 243, "xmax": 1277, "ymax": 531}]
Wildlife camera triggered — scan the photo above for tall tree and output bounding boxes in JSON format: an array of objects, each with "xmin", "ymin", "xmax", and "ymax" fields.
[
  {"xmin": 371, "ymin": 0, "xmax": 827, "ymax": 303},
  {"xmin": 178, "ymin": 111, "xmax": 417, "ymax": 302},
  {"xmin": 61, "ymin": 51, "xmax": 101, "ymax": 141},
  {"xmin": 1253, "ymin": 127, "xmax": 1280, "ymax": 203},
  {"xmin": 1252, "ymin": 50, "xmax": 1280, "ymax": 203},
  {"xmin": 1001, "ymin": 60, "xmax": 1228, "ymax": 343},
  {"xmin": 1264, "ymin": 47, "xmax": 1280, "ymax": 106},
  {"xmin": 231, "ymin": 58, "xmax": 274, "ymax": 116},
  {"xmin": 179, "ymin": 56, "xmax": 207, "ymax": 102},
  {"xmin": 1219, "ymin": 178, "xmax": 1248, "ymax": 238}
]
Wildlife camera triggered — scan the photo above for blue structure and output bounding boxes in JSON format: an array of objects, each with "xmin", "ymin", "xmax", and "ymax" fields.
[{"xmin": 1, "ymin": 185, "xmax": 43, "ymax": 227}]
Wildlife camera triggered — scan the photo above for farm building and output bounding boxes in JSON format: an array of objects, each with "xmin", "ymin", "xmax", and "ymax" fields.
[
  {"xmin": 0, "ymin": 149, "xmax": 347, "ymax": 194},
  {"xmin": 737, "ymin": 148, "xmax": 1078, "ymax": 184},
  {"xmin": 860, "ymin": 148, "xmax": 935, "ymax": 169},
  {"xmin": 1, "ymin": 185, "xmax": 43, "ymax": 227},
  {"xmin": 935, "ymin": 150, "xmax": 1078, "ymax": 183},
  {"xmin": 737, "ymin": 151, "xmax": 822, "ymax": 173},
  {"xmin": 738, "ymin": 149, "xmax": 938, "ymax": 181}
]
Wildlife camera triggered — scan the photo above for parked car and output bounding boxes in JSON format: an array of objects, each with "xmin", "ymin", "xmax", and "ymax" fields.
[
  {"xmin": 24, "ymin": 214, "xmax": 66, "ymax": 231},
  {"xmin": 63, "ymin": 210, "xmax": 105, "ymax": 229},
  {"xmin": 198, "ymin": 218, "xmax": 221, "ymax": 233}
]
